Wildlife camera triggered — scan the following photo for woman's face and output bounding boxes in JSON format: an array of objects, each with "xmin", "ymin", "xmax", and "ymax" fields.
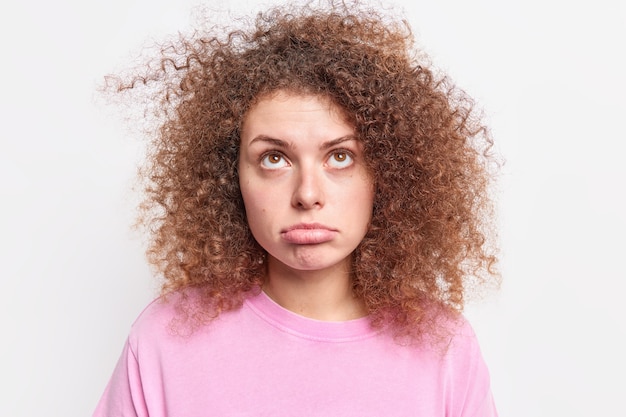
[{"xmin": 238, "ymin": 92, "xmax": 374, "ymax": 274}]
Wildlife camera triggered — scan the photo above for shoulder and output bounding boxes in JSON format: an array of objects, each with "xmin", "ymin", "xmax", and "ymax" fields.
[
  {"xmin": 125, "ymin": 290, "xmax": 214, "ymax": 349},
  {"xmin": 126, "ymin": 290, "xmax": 258, "ymax": 354},
  {"xmin": 422, "ymin": 311, "xmax": 485, "ymax": 368},
  {"xmin": 398, "ymin": 310, "xmax": 491, "ymax": 390},
  {"xmin": 125, "ymin": 294, "xmax": 179, "ymax": 350},
  {"xmin": 446, "ymin": 313, "xmax": 482, "ymax": 353},
  {"xmin": 446, "ymin": 316, "xmax": 486, "ymax": 376}
]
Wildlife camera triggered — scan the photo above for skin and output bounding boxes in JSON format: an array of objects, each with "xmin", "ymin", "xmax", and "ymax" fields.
[{"xmin": 238, "ymin": 91, "xmax": 374, "ymax": 321}]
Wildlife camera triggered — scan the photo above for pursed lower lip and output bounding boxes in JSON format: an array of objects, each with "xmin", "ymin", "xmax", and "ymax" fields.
[{"xmin": 281, "ymin": 224, "xmax": 337, "ymax": 244}]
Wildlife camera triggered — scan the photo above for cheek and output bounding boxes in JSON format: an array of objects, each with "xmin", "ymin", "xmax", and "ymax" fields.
[
  {"xmin": 339, "ymin": 184, "xmax": 374, "ymax": 231},
  {"xmin": 351, "ymin": 176, "xmax": 375, "ymax": 210},
  {"xmin": 241, "ymin": 189, "xmax": 260, "ymax": 219},
  {"xmin": 238, "ymin": 169, "xmax": 257, "ymax": 211},
  {"xmin": 240, "ymin": 184, "xmax": 271, "ymax": 227}
]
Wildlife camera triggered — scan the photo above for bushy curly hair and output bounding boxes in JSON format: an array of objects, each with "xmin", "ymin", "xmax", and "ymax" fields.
[{"xmin": 110, "ymin": 0, "xmax": 499, "ymax": 338}]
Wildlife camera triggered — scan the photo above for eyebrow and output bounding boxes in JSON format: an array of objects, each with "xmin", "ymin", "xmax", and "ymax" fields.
[{"xmin": 249, "ymin": 134, "xmax": 358, "ymax": 150}]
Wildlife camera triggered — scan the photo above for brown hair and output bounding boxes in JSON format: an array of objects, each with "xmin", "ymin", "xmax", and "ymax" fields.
[{"xmin": 109, "ymin": 0, "xmax": 499, "ymax": 338}]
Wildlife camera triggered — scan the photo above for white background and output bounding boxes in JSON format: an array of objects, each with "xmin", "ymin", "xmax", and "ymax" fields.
[{"xmin": 1, "ymin": 0, "xmax": 624, "ymax": 416}]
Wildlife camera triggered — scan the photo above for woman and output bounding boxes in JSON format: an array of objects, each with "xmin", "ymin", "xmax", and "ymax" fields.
[{"xmin": 94, "ymin": 1, "xmax": 500, "ymax": 415}]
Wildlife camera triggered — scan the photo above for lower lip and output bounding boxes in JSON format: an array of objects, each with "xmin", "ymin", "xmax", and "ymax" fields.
[{"xmin": 281, "ymin": 229, "xmax": 337, "ymax": 244}]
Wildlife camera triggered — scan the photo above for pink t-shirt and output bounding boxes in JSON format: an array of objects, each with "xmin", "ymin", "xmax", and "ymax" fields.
[{"xmin": 94, "ymin": 291, "xmax": 497, "ymax": 416}]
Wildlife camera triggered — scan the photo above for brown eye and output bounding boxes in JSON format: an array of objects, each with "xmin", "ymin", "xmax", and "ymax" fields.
[
  {"xmin": 327, "ymin": 151, "xmax": 353, "ymax": 168},
  {"xmin": 261, "ymin": 153, "xmax": 289, "ymax": 169},
  {"xmin": 334, "ymin": 153, "xmax": 347, "ymax": 162},
  {"xmin": 268, "ymin": 154, "xmax": 281, "ymax": 163}
]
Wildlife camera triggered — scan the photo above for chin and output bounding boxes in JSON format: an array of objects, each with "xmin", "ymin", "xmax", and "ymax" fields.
[{"xmin": 274, "ymin": 250, "xmax": 352, "ymax": 273}]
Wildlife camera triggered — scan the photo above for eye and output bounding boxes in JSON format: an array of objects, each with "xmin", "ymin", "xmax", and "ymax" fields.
[
  {"xmin": 327, "ymin": 150, "xmax": 354, "ymax": 169},
  {"xmin": 260, "ymin": 152, "xmax": 289, "ymax": 169}
]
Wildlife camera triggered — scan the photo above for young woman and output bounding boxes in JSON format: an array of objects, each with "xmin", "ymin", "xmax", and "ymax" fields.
[{"xmin": 94, "ymin": 1, "xmax": 500, "ymax": 415}]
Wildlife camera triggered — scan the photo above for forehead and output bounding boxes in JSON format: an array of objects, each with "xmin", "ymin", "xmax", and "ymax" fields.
[
  {"xmin": 243, "ymin": 90, "xmax": 348, "ymax": 124},
  {"xmin": 240, "ymin": 91, "xmax": 354, "ymax": 143}
]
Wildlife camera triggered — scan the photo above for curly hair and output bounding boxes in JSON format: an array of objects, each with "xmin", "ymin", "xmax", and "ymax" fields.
[{"xmin": 110, "ymin": 0, "xmax": 500, "ymax": 338}]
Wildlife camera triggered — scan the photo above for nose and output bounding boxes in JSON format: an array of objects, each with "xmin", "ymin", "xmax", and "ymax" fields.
[{"xmin": 291, "ymin": 165, "xmax": 325, "ymax": 209}]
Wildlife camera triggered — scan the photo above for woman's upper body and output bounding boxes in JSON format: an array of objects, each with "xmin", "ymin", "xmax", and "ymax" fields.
[
  {"xmin": 93, "ymin": 289, "xmax": 496, "ymax": 417},
  {"xmin": 95, "ymin": 1, "xmax": 501, "ymax": 415}
]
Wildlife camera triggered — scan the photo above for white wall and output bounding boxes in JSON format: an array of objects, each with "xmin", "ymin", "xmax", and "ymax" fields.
[{"xmin": 1, "ymin": 1, "xmax": 624, "ymax": 416}]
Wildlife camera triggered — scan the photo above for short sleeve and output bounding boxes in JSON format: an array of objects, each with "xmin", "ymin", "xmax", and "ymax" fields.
[
  {"xmin": 468, "ymin": 390, "xmax": 498, "ymax": 417},
  {"xmin": 92, "ymin": 339, "xmax": 149, "ymax": 417},
  {"xmin": 451, "ymin": 319, "xmax": 498, "ymax": 417}
]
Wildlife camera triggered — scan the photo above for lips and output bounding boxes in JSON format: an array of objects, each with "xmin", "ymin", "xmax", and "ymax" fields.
[{"xmin": 280, "ymin": 223, "xmax": 337, "ymax": 244}]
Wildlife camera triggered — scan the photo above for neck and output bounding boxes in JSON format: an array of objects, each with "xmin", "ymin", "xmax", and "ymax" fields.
[{"xmin": 262, "ymin": 256, "xmax": 367, "ymax": 321}]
